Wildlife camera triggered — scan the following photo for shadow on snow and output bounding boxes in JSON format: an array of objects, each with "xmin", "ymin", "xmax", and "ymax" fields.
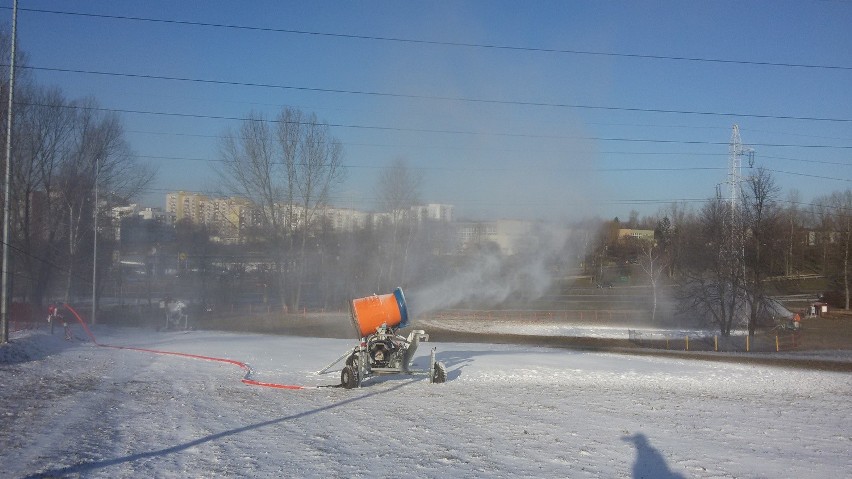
[
  {"xmin": 26, "ymin": 380, "xmax": 413, "ymax": 478},
  {"xmin": 622, "ymin": 432, "xmax": 686, "ymax": 479}
]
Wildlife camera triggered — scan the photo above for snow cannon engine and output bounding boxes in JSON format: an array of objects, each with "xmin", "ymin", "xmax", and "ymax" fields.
[
  {"xmin": 318, "ymin": 287, "xmax": 447, "ymax": 388},
  {"xmin": 367, "ymin": 334, "xmax": 398, "ymax": 367}
]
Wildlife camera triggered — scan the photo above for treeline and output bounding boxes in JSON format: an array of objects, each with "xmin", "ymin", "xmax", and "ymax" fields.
[
  {"xmin": 1, "ymin": 29, "xmax": 154, "ymax": 308},
  {"xmin": 587, "ymin": 169, "xmax": 851, "ymax": 335},
  {"xmin": 158, "ymin": 211, "xmax": 464, "ymax": 313}
]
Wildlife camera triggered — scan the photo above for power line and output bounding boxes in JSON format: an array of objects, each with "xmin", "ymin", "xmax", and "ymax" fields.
[
  {"xmin": 45, "ymin": 79, "xmax": 852, "ymax": 143},
  {"xmin": 93, "ymin": 120, "xmax": 852, "ymax": 157},
  {"xmin": 761, "ymin": 155, "xmax": 852, "ymax": 167},
  {"xmin": 9, "ymin": 6, "xmax": 852, "ymax": 72},
  {"xmin": 137, "ymin": 154, "xmax": 731, "ymax": 173},
  {"xmin": 772, "ymin": 169, "xmax": 852, "ymax": 182},
  {"xmin": 20, "ymin": 65, "xmax": 852, "ymax": 124},
  {"xmin": 18, "ymin": 100, "xmax": 852, "ymax": 149},
  {"xmin": 124, "ymin": 130, "xmax": 849, "ymax": 166},
  {"xmin": 35, "ymin": 133, "xmax": 847, "ymax": 179},
  {"xmin": 133, "ymin": 152, "xmax": 852, "ymax": 181}
]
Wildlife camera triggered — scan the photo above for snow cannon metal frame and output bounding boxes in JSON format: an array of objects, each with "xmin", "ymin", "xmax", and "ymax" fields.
[{"xmin": 317, "ymin": 287, "xmax": 447, "ymax": 389}]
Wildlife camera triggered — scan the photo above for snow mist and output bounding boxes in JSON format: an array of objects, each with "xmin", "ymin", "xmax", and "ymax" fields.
[{"xmin": 406, "ymin": 223, "xmax": 571, "ymax": 316}]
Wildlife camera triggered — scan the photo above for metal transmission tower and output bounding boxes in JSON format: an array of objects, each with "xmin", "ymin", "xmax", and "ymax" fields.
[
  {"xmin": 728, "ymin": 125, "xmax": 743, "ymax": 211},
  {"xmin": 727, "ymin": 124, "xmax": 755, "ymax": 210},
  {"xmin": 722, "ymin": 124, "xmax": 754, "ymax": 279}
]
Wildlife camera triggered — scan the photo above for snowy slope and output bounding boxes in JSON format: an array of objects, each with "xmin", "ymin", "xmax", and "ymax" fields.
[{"xmin": 1, "ymin": 326, "xmax": 850, "ymax": 478}]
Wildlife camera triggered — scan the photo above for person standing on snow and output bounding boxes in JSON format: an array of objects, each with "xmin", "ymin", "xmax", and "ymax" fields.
[
  {"xmin": 47, "ymin": 303, "xmax": 71, "ymax": 340},
  {"xmin": 47, "ymin": 303, "xmax": 58, "ymax": 334}
]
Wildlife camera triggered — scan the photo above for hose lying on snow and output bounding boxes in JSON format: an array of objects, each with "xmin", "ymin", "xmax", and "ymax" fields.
[{"xmin": 63, "ymin": 304, "xmax": 339, "ymax": 390}]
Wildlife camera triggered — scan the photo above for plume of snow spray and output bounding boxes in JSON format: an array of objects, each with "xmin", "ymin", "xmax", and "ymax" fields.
[{"xmin": 406, "ymin": 223, "xmax": 569, "ymax": 316}]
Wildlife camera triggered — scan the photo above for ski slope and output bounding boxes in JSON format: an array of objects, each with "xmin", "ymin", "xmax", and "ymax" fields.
[{"xmin": 1, "ymin": 326, "xmax": 850, "ymax": 478}]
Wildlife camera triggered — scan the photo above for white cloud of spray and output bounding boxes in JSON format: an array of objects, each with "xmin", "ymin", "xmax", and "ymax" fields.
[{"xmin": 406, "ymin": 223, "xmax": 572, "ymax": 316}]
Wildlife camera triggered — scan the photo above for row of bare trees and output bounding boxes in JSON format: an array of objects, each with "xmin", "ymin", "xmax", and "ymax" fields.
[
  {"xmin": 213, "ymin": 135, "xmax": 851, "ymax": 330},
  {"xmin": 216, "ymin": 111, "xmax": 460, "ymax": 311},
  {"xmin": 216, "ymin": 108, "xmax": 344, "ymax": 311},
  {"xmin": 596, "ymin": 168, "xmax": 851, "ymax": 336},
  {"xmin": 1, "ymin": 30, "xmax": 154, "ymax": 310}
]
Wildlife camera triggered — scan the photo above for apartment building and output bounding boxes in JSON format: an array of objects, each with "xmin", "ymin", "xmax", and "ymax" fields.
[
  {"xmin": 165, "ymin": 191, "xmax": 458, "ymax": 242},
  {"xmin": 412, "ymin": 203, "xmax": 455, "ymax": 222},
  {"xmin": 457, "ymin": 219, "xmax": 535, "ymax": 255},
  {"xmin": 322, "ymin": 206, "xmax": 370, "ymax": 231},
  {"xmin": 166, "ymin": 191, "xmax": 207, "ymax": 223}
]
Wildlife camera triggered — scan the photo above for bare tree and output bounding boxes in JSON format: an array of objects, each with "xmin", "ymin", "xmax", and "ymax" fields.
[
  {"xmin": 291, "ymin": 113, "xmax": 345, "ymax": 309},
  {"xmin": 219, "ymin": 113, "xmax": 284, "ymax": 229},
  {"xmin": 639, "ymin": 241, "xmax": 668, "ymax": 323},
  {"xmin": 741, "ymin": 167, "xmax": 781, "ymax": 334},
  {"xmin": 678, "ymin": 197, "xmax": 746, "ymax": 336},
  {"xmin": 11, "ymin": 86, "xmax": 76, "ymax": 304},
  {"xmin": 663, "ymin": 202, "xmax": 693, "ymax": 278},
  {"xmin": 782, "ymin": 189, "xmax": 802, "ymax": 276},
  {"xmin": 218, "ymin": 111, "xmax": 292, "ymax": 306},
  {"xmin": 1, "ymin": 27, "xmax": 35, "ymax": 307},
  {"xmin": 217, "ymin": 107, "xmax": 344, "ymax": 311},
  {"xmin": 375, "ymin": 158, "xmax": 421, "ymax": 291},
  {"xmin": 819, "ymin": 190, "xmax": 852, "ymax": 309},
  {"xmin": 839, "ymin": 191, "xmax": 852, "ymax": 310},
  {"xmin": 639, "ymin": 218, "xmax": 674, "ymax": 323},
  {"xmin": 57, "ymin": 99, "xmax": 153, "ymax": 304},
  {"xmin": 277, "ymin": 108, "xmax": 302, "ymax": 242}
]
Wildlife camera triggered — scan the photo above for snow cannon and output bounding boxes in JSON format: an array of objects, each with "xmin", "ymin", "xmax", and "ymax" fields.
[
  {"xmin": 317, "ymin": 287, "xmax": 447, "ymax": 389},
  {"xmin": 349, "ymin": 287, "xmax": 409, "ymax": 338}
]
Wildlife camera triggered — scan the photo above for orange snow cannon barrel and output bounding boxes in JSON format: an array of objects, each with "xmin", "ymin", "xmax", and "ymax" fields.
[{"xmin": 350, "ymin": 287, "xmax": 410, "ymax": 338}]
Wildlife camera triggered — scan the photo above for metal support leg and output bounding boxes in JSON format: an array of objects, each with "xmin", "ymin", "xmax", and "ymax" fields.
[
  {"xmin": 316, "ymin": 347, "xmax": 356, "ymax": 375},
  {"xmin": 357, "ymin": 347, "xmax": 367, "ymax": 388},
  {"xmin": 429, "ymin": 348, "xmax": 436, "ymax": 383}
]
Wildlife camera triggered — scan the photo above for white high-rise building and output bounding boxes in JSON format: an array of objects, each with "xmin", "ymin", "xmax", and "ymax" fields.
[
  {"xmin": 411, "ymin": 203, "xmax": 454, "ymax": 222},
  {"xmin": 322, "ymin": 206, "xmax": 370, "ymax": 231}
]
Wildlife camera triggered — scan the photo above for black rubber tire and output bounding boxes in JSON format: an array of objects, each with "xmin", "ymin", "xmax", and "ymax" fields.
[
  {"xmin": 341, "ymin": 365, "xmax": 358, "ymax": 389},
  {"xmin": 345, "ymin": 353, "xmax": 358, "ymax": 368},
  {"xmin": 432, "ymin": 361, "xmax": 447, "ymax": 384}
]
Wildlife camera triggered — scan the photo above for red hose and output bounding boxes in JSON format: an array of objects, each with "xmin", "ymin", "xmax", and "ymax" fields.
[{"xmin": 63, "ymin": 304, "xmax": 323, "ymax": 390}]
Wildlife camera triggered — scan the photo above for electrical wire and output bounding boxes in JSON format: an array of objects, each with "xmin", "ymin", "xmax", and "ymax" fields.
[
  {"xmin": 9, "ymin": 6, "xmax": 852, "ymax": 71},
  {"xmin": 19, "ymin": 66, "xmax": 852, "ymax": 124},
  {"xmin": 5, "ymin": 7, "xmax": 849, "ymax": 224},
  {"xmin": 17, "ymin": 100, "xmax": 852, "ymax": 149}
]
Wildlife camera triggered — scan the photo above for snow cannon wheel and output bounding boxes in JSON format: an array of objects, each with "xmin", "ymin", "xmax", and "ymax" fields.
[
  {"xmin": 345, "ymin": 353, "xmax": 358, "ymax": 368},
  {"xmin": 432, "ymin": 361, "xmax": 447, "ymax": 384},
  {"xmin": 341, "ymin": 365, "xmax": 359, "ymax": 389}
]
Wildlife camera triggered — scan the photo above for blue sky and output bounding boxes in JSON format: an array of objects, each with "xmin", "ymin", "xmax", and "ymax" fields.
[{"xmin": 6, "ymin": 0, "xmax": 851, "ymax": 221}]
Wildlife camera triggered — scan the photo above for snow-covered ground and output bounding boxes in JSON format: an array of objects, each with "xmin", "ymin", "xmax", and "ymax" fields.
[
  {"xmin": 419, "ymin": 317, "xmax": 714, "ymax": 339},
  {"xmin": 2, "ymin": 325, "xmax": 850, "ymax": 478}
]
